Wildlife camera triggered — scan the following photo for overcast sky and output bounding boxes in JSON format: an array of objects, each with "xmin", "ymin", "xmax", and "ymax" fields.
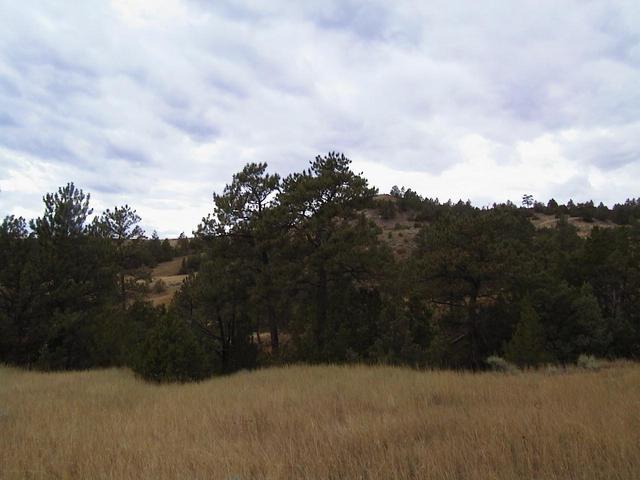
[{"xmin": 1, "ymin": 0, "xmax": 639, "ymax": 236}]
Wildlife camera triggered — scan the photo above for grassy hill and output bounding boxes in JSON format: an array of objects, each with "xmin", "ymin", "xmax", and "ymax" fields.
[
  {"xmin": 530, "ymin": 212, "xmax": 615, "ymax": 237},
  {"xmin": 1, "ymin": 363, "xmax": 639, "ymax": 479},
  {"xmin": 366, "ymin": 195, "xmax": 618, "ymax": 259}
]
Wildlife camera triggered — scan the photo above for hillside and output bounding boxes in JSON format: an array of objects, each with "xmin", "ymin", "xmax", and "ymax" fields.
[
  {"xmin": 530, "ymin": 213, "xmax": 615, "ymax": 237},
  {"xmin": 147, "ymin": 256, "xmax": 188, "ymax": 306},
  {"xmin": 364, "ymin": 206, "xmax": 420, "ymax": 259},
  {"xmin": 1, "ymin": 363, "xmax": 639, "ymax": 479},
  {"xmin": 366, "ymin": 195, "xmax": 619, "ymax": 258},
  {"xmin": 145, "ymin": 202, "xmax": 621, "ymax": 305}
]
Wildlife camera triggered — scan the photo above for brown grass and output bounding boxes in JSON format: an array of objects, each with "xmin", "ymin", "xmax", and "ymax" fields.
[
  {"xmin": 146, "ymin": 274, "xmax": 188, "ymax": 306},
  {"xmin": 363, "ymin": 208, "xmax": 422, "ymax": 260},
  {"xmin": 151, "ymin": 256, "xmax": 185, "ymax": 277},
  {"xmin": 531, "ymin": 213, "xmax": 615, "ymax": 237},
  {"xmin": 146, "ymin": 256, "xmax": 188, "ymax": 306},
  {"xmin": 366, "ymin": 210, "xmax": 619, "ymax": 261},
  {"xmin": 2, "ymin": 363, "xmax": 639, "ymax": 479}
]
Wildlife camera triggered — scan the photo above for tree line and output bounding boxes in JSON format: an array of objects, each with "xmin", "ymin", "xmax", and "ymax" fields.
[
  {"xmin": 381, "ymin": 185, "xmax": 640, "ymax": 225},
  {"xmin": 1, "ymin": 153, "xmax": 639, "ymax": 380}
]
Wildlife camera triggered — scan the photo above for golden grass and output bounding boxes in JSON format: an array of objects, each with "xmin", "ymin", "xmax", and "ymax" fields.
[{"xmin": 1, "ymin": 363, "xmax": 639, "ymax": 479}]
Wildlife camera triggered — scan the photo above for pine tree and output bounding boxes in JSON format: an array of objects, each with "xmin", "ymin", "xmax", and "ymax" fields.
[
  {"xmin": 277, "ymin": 153, "xmax": 385, "ymax": 359},
  {"xmin": 133, "ymin": 314, "xmax": 209, "ymax": 382},
  {"xmin": 91, "ymin": 205, "xmax": 146, "ymax": 307},
  {"xmin": 505, "ymin": 298, "xmax": 548, "ymax": 367},
  {"xmin": 197, "ymin": 162, "xmax": 282, "ymax": 351},
  {"xmin": 414, "ymin": 208, "xmax": 534, "ymax": 368}
]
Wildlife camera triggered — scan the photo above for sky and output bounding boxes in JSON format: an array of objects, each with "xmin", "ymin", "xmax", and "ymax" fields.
[{"xmin": 1, "ymin": 0, "xmax": 639, "ymax": 236}]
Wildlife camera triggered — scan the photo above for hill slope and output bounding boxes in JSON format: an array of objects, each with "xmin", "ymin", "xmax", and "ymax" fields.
[
  {"xmin": 367, "ymin": 195, "xmax": 618, "ymax": 258},
  {"xmin": 147, "ymin": 256, "xmax": 188, "ymax": 306}
]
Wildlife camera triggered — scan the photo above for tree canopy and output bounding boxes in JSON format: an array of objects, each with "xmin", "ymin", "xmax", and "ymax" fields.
[{"xmin": 1, "ymin": 154, "xmax": 639, "ymax": 380}]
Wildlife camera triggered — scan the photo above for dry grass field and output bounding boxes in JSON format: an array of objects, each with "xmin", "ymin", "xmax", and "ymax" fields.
[{"xmin": 1, "ymin": 363, "xmax": 639, "ymax": 480}]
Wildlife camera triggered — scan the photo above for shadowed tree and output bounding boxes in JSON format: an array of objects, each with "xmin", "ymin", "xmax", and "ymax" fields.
[
  {"xmin": 0, "ymin": 215, "xmax": 41, "ymax": 364},
  {"xmin": 276, "ymin": 152, "xmax": 386, "ymax": 359},
  {"xmin": 198, "ymin": 162, "xmax": 282, "ymax": 351},
  {"xmin": 133, "ymin": 312, "xmax": 209, "ymax": 382},
  {"xmin": 27, "ymin": 183, "xmax": 118, "ymax": 369},
  {"xmin": 522, "ymin": 194, "xmax": 534, "ymax": 209},
  {"xmin": 413, "ymin": 207, "xmax": 534, "ymax": 368},
  {"xmin": 92, "ymin": 205, "xmax": 144, "ymax": 242},
  {"xmin": 504, "ymin": 298, "xmax": 549, "ymax": 367},
  {"xmin": 173, "ymin": 241, "xmax": 257, "ymax": 373},
  {"xmin": 30, "ymin": 183, "xmax": 92, "ymax": 239},
  {"xmin": 92, "ymin": 205, "xmax": 146, "ymax": 307},
  {"xmin": 578, "ymin": 226, "xmax": 640, "ymax": 357}
]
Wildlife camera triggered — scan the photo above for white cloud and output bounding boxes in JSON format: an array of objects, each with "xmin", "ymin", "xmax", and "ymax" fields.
[
  {"xmin": 111, "ymin": 0, "xmax": 192, "ymax": 27},
  {"xmin": 1, "ymin": 0, "xmax": 639, "ymax": 235}
]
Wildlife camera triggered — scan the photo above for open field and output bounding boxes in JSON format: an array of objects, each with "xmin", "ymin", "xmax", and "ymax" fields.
[{"xmin": 1, "ymin": 363, "xmax": 639, "ymax": 479}]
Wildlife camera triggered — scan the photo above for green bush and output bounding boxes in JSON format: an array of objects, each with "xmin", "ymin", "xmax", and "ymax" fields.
[
  {"xmin": 132, "ymin": 314, "xmax": 209, "ymax": 383},
  {"xmin": 377, "ymin": 201, "xmax": 396, "ymax": 220},
  {"xmin": 576, "ymin": 354, "xmax": 600, "ymax": 371},
  {"xmin": 152, "ymin": 278, "xmax": 167, "ymax": 294},
  {"xmin": 178, "ymin": 254, "xmax": 202, "ymax": 275},
  {"xmin": 486, "ymin": 355, "xmax": 518, "ymax": 373},
  {"xmin": 504, "ymin": 299, "xmax": 549, "ymax": 367}
]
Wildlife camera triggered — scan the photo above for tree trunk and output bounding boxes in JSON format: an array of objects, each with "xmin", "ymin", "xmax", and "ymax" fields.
[
  {"xmin": 261, "ymin": 248, "xmax": 279, "ymax": 352},
  {"xmin": 120, "ymin": 272, "xmax": 126, "ymax": 309},
  {"xmin": 268, "ymin": 304, "xmax": 279, "ymax": 351},
  {"xmin": 216, "ymin": 310, "xmax": 230, "ymax": 373},
  {"xmin": 468, "ymin": 286, "xmax": 480, "ymax": 370},
  {"xmin": 314, "ymin": 264, "xmax": 328, "ymax": 354}
]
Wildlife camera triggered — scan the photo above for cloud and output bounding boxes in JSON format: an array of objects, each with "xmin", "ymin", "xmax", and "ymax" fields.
[
  {"xmin": 559, "ymin": 123, "xmax": 640, "ymax": 170},
  {"xmin": 1, "ymin": 0, "xmax": 639, "ymax": 236}
]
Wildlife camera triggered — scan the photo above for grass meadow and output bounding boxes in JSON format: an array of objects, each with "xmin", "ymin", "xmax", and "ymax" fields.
[{"xmin": 1, "ymin": 362, "xmax": 639, "ymax": 479}]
